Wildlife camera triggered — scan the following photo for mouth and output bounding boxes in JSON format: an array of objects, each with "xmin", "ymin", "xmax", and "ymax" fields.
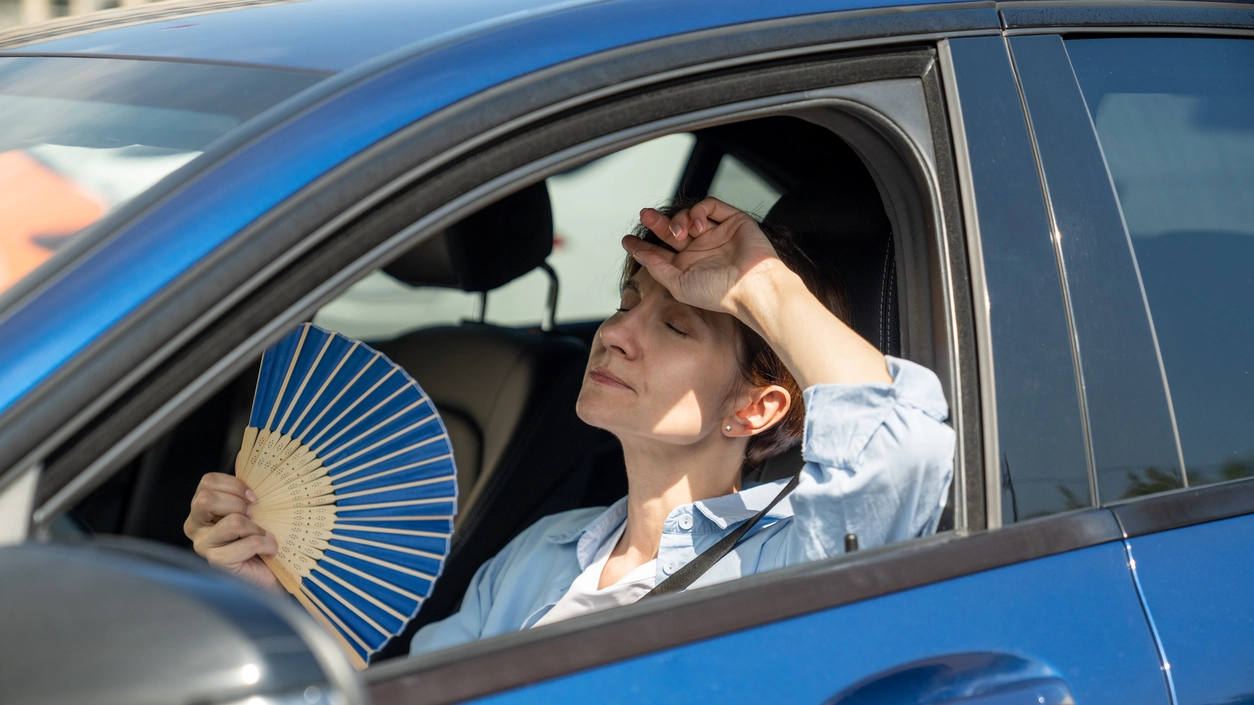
[{"xmin": 589, "ymin": 366, "xmax": 633, "ymax": 391}]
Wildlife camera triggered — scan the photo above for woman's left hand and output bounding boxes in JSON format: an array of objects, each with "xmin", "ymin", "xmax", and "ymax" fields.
[
  {"xmin": 626, "ymin": 197, "xmax": 891, "ymax": 387},
  {"xmin": 624, "ymin": 198, "xmax": 796, "ymax": 321}
]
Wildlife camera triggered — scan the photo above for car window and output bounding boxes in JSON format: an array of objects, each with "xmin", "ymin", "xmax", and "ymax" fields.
[
  {"xmin": 707, "ymin": 153, "xmax": 782, "ymax": 217},
  {"xmin": 1068, "ymin": 37, "xmax": 1254, "ymax": 490},
  {"xmin": 314, "ymin": 133, "xmax": 695, "ymax": 339},
  {"xmin": 0, "ymin": 56, "xmax": 324, "ymax": 294}
]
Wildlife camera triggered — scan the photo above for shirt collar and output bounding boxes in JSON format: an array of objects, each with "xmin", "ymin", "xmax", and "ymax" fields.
[
  {"xmin": 542, "ymin": 477, "xmax": 796, "ymax": 553},
  {"xmin": 692, "ymin": 477, "xmax": 795, "ymax": 529},
  {"xmin": 545, "ymin": 496, "xmax": 628, "ymax": 569}
]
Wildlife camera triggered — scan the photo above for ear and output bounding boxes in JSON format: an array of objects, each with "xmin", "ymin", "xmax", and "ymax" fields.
[{"xmin": 724, "ymin": 385, "xmax": 791, "ymax": 437}]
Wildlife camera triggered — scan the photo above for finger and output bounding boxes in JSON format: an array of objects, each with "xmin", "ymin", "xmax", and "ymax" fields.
[
  {"xmin": 198, "ymin": 512, "xmax": 267, "ymax": 549},
  {"xmin": 622, "ymin": 236, "xmax": 683, "ymax": 290},
  {"xmin": 639, "ymin": 208, "xmax": 691, "ymax": 251},
  {"xmin": 691, "ymin": 196, "xmax": 745, "ymax": 225},
  {"xmin": 189, "ymin": 489, "xmax": 251, "ymax": 527},
  {"xmin": 198, "ymin": 472, "xmax": 257, "ymax": 503},
  {"xmin": 204, "ymin": 533, "xmax": 278, "ymax": 569}
]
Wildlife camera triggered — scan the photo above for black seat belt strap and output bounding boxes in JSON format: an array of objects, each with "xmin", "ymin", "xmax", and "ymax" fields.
[{"xmin": 642, "ymin": 473, "xmax": 801, "ymax": 599}]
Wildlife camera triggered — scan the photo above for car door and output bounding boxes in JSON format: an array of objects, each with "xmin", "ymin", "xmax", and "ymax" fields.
[
  {"xmin": 362, "ymin": 32, "xmax": 1170, "ymax": 705},
  {"xmin": 1011, "ymin": 31, "xmax": 1254, "ymax": 705}
]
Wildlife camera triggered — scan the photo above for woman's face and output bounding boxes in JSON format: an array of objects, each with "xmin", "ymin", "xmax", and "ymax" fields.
[{"xmin": 576, "ymin": 267, "xmax": 745, "ymax": 446}]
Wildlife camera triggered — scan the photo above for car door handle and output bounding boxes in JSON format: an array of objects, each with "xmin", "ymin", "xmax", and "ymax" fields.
[{"xmin": 824, "ymin": 652, "xmax": 1075, "ymax": 705}]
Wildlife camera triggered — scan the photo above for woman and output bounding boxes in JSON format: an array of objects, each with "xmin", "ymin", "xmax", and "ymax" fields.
[{"xmin": 184, "ymin": 197, "xmax": 954, "ymax": 656}]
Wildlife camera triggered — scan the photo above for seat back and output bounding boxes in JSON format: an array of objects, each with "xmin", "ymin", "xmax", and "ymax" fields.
[
  {"xmin": 373, "ymin": 182, "xmax": 612, "ymax": 657},
  {"xmin": 750, "ymin": 181, "xmax": 899, "ymax": 484}
]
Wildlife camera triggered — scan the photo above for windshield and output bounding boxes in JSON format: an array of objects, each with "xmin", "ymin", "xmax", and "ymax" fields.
[{"xmin": 0, "ymin": 56, "xmax": 325, "ymax": 294}]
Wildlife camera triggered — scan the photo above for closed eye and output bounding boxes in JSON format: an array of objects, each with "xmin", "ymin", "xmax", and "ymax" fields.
[{"xmin": 665, "ymin": 322, "xmax": 688, "ymax": 337}]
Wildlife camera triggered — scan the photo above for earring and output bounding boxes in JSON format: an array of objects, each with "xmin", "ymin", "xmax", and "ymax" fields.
[{"xmin": 725, "ymin": 425, "xmax": 732, "ymax": 431}]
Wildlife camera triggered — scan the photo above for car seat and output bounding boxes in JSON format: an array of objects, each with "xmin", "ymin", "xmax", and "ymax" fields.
[
  {"xmin": 372, "ymin": 183, "xmax": 613, "ymax": 658},
  {"xmin": 748, "ymin": 179, "xmax": 900, "ymax": 483}
]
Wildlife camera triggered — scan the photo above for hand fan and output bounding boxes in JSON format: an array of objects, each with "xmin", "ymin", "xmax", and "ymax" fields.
[{"xmin": 235, "ymin": 323, "xmax": 457, "ymax": 670}]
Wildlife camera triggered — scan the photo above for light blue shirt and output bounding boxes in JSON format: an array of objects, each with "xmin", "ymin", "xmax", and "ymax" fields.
[{"xmin": 410, "ymin": 356, "xmax": 955, "ymax": 656}]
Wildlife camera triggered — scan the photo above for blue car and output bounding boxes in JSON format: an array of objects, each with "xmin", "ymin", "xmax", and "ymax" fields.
[{"xmin": 0, "ymin": 0, "xmax": 1251, "ymax": 703}]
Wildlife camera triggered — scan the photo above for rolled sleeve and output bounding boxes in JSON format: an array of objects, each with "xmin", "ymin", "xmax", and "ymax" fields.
[{"xmin": 782, "ymin": 356, "xmax": 956, "ymax": 565}]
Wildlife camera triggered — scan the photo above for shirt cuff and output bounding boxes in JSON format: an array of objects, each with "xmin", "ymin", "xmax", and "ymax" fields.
[{"xmin": 801, "ymin": 356, "xmax": 949, "ymax": 471}]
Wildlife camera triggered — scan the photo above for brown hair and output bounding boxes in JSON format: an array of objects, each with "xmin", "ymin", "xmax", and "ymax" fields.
[{"xmin": 622, "ymin": 200, "xmax": 851, "ymax": 468}]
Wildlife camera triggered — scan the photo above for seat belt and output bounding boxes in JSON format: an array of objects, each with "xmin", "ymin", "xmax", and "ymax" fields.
[{"xmin": 642, "ymin": 473, "xmax": 801, "ymax": 599}]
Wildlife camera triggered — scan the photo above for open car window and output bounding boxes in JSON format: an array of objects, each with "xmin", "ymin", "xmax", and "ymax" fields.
[{"xmin": 313, "ymin": 133, "xmax": 695, "ymax": 340}]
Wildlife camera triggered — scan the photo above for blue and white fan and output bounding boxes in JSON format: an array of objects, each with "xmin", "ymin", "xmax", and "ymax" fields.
[{"xmin": 236, "ymin": 323, "xmax": 457, "ymax": 669}]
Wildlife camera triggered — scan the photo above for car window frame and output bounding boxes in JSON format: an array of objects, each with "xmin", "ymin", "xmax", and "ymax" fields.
[{"xmin": 22, "ymin": 35, "xmax": 993, "ymax": 693}]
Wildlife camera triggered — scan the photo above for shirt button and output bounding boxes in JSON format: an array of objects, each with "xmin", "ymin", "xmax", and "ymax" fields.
[
  {"xmin": 663, "ymin": 560, "xmax": 678, "ymax": 575},
  {"xmin": 678, "ymin": 515, "xmax": 693, "ymax": 530}
]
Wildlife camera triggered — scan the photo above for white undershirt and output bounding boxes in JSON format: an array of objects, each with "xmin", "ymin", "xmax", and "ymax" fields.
[{"xmin": 531, "ymin": 520, "xmax": 657, "ymax": 628}]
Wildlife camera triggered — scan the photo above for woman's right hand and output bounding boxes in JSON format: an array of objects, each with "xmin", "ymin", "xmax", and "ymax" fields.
[{"xmin": 183, "ymin": 472, "xmax": 280, "ymax": 592}]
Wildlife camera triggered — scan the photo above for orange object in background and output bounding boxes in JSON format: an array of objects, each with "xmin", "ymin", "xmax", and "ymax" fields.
[{"xmin": 0, "ymin": 150, "xmax": 104, "ymax": 293}]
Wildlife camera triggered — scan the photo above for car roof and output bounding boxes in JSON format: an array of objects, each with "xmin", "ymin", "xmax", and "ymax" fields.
[
  {"xmin": 0, "ymin": 0, "xmax": 963, "ymax": 73},
  {"xmin": 0, "ymin": 0, "xmax": 973, "ymax": 426}
]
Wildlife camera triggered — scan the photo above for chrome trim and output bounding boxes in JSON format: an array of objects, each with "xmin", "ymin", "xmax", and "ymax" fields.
[{"xmin": 1004, "ymin": 34, "xmax": 1100, "ymax": 506}]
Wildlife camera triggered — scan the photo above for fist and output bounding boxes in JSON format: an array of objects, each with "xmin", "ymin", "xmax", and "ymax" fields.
[{"xmin": 184, "ymin": 472, "xmax": 280, "ymax": 591}]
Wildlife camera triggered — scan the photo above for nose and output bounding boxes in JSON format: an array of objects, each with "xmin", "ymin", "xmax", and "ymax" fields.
[{"xmin": 598, "ymin": 308, "xmax": 641, "ymax": 360}]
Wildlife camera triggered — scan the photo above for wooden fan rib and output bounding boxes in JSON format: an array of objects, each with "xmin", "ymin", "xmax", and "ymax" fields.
[
  {"xmin": 334, "ymin": 496, "xmax": 450, "ymax": 512},
  {"xmin": 306, "ymin": 573, "xmax": 395, "ymax": 641},
  {"xmin": 326, "ymin": 545, "xmax": 438, "ymax": 582},
  {"xmin": 299, "ymin": 353, "xmax": 382, "ymax": 450},
  {"xmin": 331, "ymin": 534, "xmax": 445, "ymax": 562},
  {"xmin": 305, "ymin": 365, "xmax": 398, "ymax": 452},
  {"xmin": 299, "ymin": 582, "xmax": 375, "ymax": 658},
  {"xmin": 312, "ymin": 566, "xmax": 407, "ymax": 622},
  {"xmin": 288, "ymin": 340, "xmax": 361, "ymax": 440},
  {"xmin": 323, "ymin": 413, "xmax": 438, "ymax": 475},
  {"xmin": 321, "ymin": 555, "xmax": 424, "ymax": 603},
  {"xmin": 319, "ymin": 398, "xmax": 431, "ymax": 466},
  {"xmin": 333, "ymin": 453, "xmax": 451, "ymax": 490},
  {"xmin": 264, "ymin": 325, "xmax": 311, "ymax": 430},
  {"xmin": 274, "ymin": 332, "xmax": 335, "ymax": 434},
  {"xmin": 328, "ymin": 433, "xmax": 449, "ymax": 484},
  {"xmin": 334, "ymin": 524, "xmax": 450, "ymax": 540},
  {"xmin": 333, "ymin": 473, "xmax": 456, "ymax": 502}
]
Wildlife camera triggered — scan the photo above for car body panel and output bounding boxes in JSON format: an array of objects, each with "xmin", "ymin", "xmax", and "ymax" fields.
[
  {"xmin": 0, "ymin": 0, "xmax": 979, "ymax": 419},
  {"xmin": 462, "ymin": 542, "xmax": 1166, "ymax": 704},
  {"xmin": 1129, "ymin": 514, "xmax": 1254, "ymax": 705},
  {"xmin": 0, "ymin": 0, "xmax": 965, "ymax": 73}
]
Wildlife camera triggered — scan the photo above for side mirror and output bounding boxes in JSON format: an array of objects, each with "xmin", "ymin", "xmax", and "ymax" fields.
[{"xmin": 0, "ymin": 537, "xmax": 367, "ymax": 705}]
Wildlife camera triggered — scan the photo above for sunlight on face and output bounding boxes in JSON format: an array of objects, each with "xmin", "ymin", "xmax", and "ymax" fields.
[{"xmin": 575, "ymin": 268, "xmax": 745, "ymax": 448}]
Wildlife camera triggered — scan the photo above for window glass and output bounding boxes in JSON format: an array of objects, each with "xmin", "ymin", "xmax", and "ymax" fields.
[
  {"xmin": 0, "ymin": 56, "xmax": 324, "ymax": 295},
  {"xmin": 1068, "ymin": 37, "xmax": 1254, "ymax": 487},
  {"xmin": 315, "ymin": 133, "xmax": 695, "ymax": 339},
  {"xmin": 707, "ymin": 153, "xmax": 782, "ymax": 217}
]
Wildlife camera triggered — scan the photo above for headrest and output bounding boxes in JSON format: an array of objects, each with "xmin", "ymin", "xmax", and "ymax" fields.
[
  {"xmin": 384, "ymin": 182, "xmax": 553, "ymax": 292},
  {"xmin": 764, "ymin": 181, "xmax": 899, "ymax": 355}
]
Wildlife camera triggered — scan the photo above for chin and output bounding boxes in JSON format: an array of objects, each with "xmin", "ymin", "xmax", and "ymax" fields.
[{"xmin": 575, "ymin": 384, "xmax": 613, "ymax": 431}]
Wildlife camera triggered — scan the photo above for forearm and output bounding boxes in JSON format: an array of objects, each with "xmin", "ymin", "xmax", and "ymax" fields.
[{"xmin": 734, "ymin": 265, "xmax": 891, "ymax": 389}]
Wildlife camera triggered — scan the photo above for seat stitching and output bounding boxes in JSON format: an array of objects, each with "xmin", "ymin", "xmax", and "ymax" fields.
[{"xmin": 879, "ymin": 242, "xmax": 890, "ymax": 351}]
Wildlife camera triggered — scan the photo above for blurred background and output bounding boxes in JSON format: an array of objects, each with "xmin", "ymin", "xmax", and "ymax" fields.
[{"xmin": 1, "ymin": 0, "xmax": 156, "ymax": 28}]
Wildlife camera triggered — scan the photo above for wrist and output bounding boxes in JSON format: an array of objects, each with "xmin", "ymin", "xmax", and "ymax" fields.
[{"xmin": 731, "ymin": 262, "xmax": 809, "ymax": 338}]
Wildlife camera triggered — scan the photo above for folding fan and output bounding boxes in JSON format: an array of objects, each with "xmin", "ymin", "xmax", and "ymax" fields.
[{"xmin": 235, "ymin": 323, "xmax": 457, "ymax": 669}]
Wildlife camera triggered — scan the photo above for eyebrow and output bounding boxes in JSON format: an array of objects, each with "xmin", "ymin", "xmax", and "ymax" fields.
[{"xmin": 622, "ymin": 275, "xmax": 712, "ymax": 326}]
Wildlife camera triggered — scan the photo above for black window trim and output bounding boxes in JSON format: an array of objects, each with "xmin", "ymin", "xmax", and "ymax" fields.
[{"xmin": 998, "ymin": 0, "xmax": 1254, "ymax": 36}]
